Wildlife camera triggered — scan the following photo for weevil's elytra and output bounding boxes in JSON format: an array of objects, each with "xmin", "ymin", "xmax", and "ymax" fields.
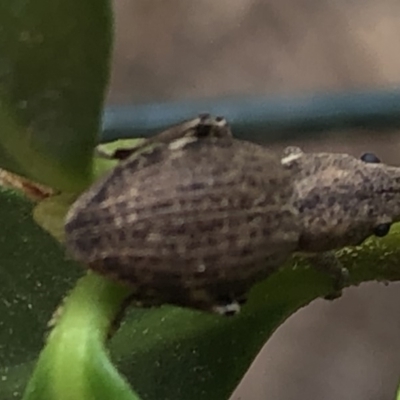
[{"xmin": 65, "ymin": 116, "xmax": 299, "ymax": 315}]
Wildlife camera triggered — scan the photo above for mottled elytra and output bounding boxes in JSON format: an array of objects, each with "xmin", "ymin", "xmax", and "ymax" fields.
[{"xmin": 65, "ymin": 115, "xmax": 299, "ymax": 315}]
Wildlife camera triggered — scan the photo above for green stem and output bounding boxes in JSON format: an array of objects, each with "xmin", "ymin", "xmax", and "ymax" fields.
[{"xmin": 22, "ymin": 273, "xmax": 141, "ymax": 400}]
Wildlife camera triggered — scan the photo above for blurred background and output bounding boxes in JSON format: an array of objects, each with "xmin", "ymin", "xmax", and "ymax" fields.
[{"xmin": 107, "ymin": 1, "xmax": 400, "ymax": 399}]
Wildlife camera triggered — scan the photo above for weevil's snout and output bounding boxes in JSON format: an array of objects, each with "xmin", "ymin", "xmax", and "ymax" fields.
[
  {"xmin": 293, "ymin": 151, "xmax": 400, "ymax": 253},
  {"xmin": 362, "ymin": 152, "xmax": 400, "ymax": 226},
  {"xmin": 212, "ymin": 302, "xmax": 241, "ymax": 316},
  {"xmin": 376, "ymin": 164, "xmax": 400, "ymax": 225}
]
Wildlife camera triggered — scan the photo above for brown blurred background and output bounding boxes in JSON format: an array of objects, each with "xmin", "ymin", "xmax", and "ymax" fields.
[{"xmin": 107, "ymin": 1, "xmax": 400, "ymax": 399}]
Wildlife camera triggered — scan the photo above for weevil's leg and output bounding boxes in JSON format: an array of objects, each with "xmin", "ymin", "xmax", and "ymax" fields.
[
  {"xmin": 108, "ymin": 290, "xmax": 242, "ymax": 320},
  {"xmin": 97, "ymin": 114, "xmax": 232, "ymax": 162},
  {"xmin": 209, "ymin": 292, "xmax": 247, "ymax": 316},
  {"xmin": 159, "ymin": 289, "xmax": 245, "ymax": 317},
  {"xmin": 212, "ymin": 301, "xmax": 241, "ymax": 317},
  {"xmin": 308, "ymin": 251, "xmax": 349, "ymax": 300},
  {"xmin": 211, "ymin": 293, "xmax": 248, "ymax": 316}
]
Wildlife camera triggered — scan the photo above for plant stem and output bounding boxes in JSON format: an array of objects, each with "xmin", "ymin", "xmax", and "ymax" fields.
[{"xmin": 22, "ymin": 272, "xmax": 141, "ymax": 400}]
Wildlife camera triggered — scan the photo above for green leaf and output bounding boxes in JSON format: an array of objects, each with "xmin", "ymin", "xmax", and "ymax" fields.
[
  {"xmin": 0, "ymin": 0, "xmax": 112, "ymax": 191},
  {"xmin": 0, "ymin": 187, "xmax": 82, "ymax": 399}
]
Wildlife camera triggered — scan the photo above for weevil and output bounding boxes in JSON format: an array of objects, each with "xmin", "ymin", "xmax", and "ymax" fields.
[{"xmin": 65, "ymin": 115, "xmax": 400, "ymax": 315}]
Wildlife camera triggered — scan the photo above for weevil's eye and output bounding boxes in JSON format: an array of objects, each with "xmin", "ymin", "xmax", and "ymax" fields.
[
  {"xmin": 361, "ymin": 153, "xmax": 381, "ymax": 164},
  {"xmin": 373, "ymin": 223, "xmax": 391, "ymax": 237}
]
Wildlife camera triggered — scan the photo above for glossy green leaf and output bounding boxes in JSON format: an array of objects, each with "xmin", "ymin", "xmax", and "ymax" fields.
[
  {"xmin": 0, "ymin": 187, "xmax": 82, "ymax": 398},
  {"xmin": 0, "ymin": 0, "xmax": 112, "ymax": 191}
]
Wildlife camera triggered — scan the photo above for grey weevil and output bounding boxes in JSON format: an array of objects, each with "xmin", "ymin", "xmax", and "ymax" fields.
[{"xmin": 65, "ymin": 115, "xmax": 400, "ymax": 315}]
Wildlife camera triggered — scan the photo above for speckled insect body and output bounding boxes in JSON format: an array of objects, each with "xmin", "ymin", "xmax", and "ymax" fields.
[
  {"xmin": 65, "ymin": 115, "xmax": 400, "ymax": 315},
  {"xmin": 65, "ymin": 117, "xmax": 300, "ymax": 314}
]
